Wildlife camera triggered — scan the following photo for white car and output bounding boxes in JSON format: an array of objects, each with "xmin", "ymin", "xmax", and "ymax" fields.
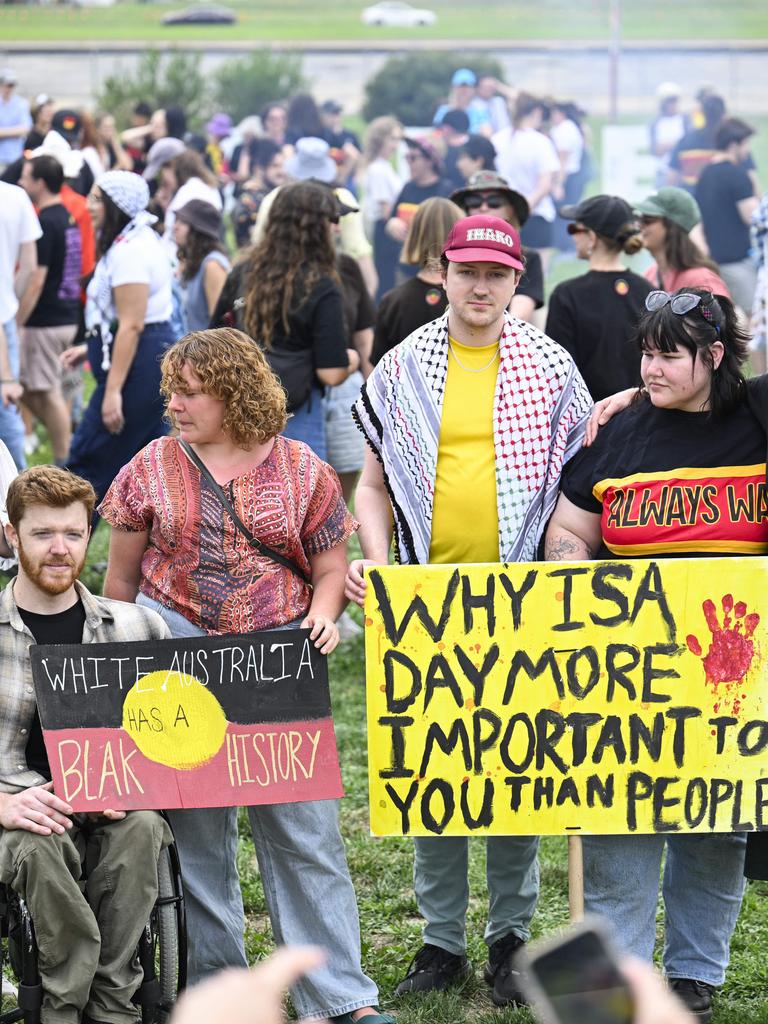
[{"xmin": 361, "ymin": 1, "xmax": 436, "ymax": 27}]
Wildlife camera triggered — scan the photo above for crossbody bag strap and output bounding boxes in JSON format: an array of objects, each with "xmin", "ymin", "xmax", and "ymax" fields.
[{"xmin": 179, "ymin": 440, "xmax": 309, "ymax": 582}]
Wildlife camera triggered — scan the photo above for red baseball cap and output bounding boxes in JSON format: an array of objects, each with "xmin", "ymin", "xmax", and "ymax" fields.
[{"xmin": 442, "ymin": 214, "xmax": 525, "ymax": 271}]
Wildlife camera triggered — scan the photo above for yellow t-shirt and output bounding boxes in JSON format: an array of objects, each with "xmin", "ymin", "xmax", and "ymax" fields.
[{"xmin": 429, "ymin": 336, "xmax": 500, "ymax": 564}]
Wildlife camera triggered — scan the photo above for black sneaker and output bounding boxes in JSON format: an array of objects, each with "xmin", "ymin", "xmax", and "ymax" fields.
[
  {"xmin": 395, "ymin": 943, "xmax": 472, "ymax": 995},
  {"xmin": 483, "ymin": 933, "xmax": 528, "ymax": 1008},
  {"xmin": 669, "ymin": 978, "xmax": 715, "ymax": 1022}
]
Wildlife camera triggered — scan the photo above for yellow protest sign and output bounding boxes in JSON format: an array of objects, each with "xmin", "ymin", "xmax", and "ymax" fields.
[{"xmin": 365, "ymin": 558, "xmax": 768, "ymax": 837}]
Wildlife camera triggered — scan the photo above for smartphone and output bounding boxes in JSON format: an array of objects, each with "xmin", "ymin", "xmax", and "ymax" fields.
[{"xmin": 515, "ymin": 916, "xmax": 634, "ymax": 1024}]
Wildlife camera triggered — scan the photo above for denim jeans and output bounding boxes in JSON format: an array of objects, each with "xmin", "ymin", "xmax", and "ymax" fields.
[
  {"xmin": 136, "ymin": 593, "xmax": 379, "ymax": 1019},
  {"xmin": 413, "ymin": 835, "xmax": 540, "ymax": 953},
  {"xmin": 0, "ymin": 318, "xmax": 27, "ymax": 470},
  {"xmin": 583, "ymin": 833, "xmax": 747, "ymax": 986},
  {"xmin": 282, "ymin": 386, "xmax": 326, "ymax": 461}
]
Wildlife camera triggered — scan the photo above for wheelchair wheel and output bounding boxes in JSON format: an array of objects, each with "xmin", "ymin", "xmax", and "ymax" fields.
[{"xmin": 137, "ymin": 843, "xmax": 186, "ymax": 1024}]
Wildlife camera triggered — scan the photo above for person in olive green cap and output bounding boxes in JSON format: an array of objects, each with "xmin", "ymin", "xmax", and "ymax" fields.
[{"xmin": 635, "ymin": 185, "xmax": 730, "ymax": 297}]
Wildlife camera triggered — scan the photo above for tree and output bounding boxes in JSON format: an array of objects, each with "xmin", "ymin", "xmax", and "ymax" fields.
[
  {"xmin": 362, "ymin": 52, "xmax": 506, "ymax": 127},
  {"xmin": 96, "ymin": 51, "xmax": 209, "ymax": 129},
  {"xmin": 212, "ymin": 52, "xmax": 305, "ymax": 125}
]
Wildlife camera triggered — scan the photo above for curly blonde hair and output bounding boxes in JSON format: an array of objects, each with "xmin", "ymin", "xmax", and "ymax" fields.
[{"xmin": 160, "ymin": 328, "xmax": 287, "ymax": 448}]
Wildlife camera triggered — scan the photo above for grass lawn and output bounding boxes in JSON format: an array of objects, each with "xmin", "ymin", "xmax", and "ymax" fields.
[{"xmin": 0, "ymin": 0, "xmax": 767, "ymax": 44}]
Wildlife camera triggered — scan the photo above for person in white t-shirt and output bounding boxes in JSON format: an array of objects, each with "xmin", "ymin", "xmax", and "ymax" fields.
[
  {"xmin": 158, "ymin": 150, "xmax": 222, "ymax": 253},
  {"xmin": 62, "ymin": 171, "xmax": 174, "ymax": 508},
  {"xmin": 0, "ymin": 181, "xmax": 40, "ymax": 468},
  {"xmin": 550, "ymin": 101, "xmax": 588, "ymax": 252},
  {"xmin": 650, "ymin": 83, "xmax": 687, "ymax": 188},
  {"xmin": 492, "ymin": 95, "xmax": 560, "ymax": 257}
]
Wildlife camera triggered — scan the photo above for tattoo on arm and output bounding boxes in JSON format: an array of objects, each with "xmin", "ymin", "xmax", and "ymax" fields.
[{"xmin": 544, "ymin": 531, "xmax": 595, "ymax": 561}]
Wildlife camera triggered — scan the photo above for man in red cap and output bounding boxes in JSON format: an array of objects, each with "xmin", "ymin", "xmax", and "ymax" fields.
[{"xmin": 347, "ymin": 215, "xmax": 592, "ymax": 1007}]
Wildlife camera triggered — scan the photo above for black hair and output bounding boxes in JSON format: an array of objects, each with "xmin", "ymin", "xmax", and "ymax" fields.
[
  {"xmin": 260, "ymin": 101, "xmax": 287, "ymax": 124},
  {"xmin": 637, "ymin": 286, "xmax": 747, "ymax": 417},
  {"xmin": 133, "ymin": 101, "xmax": 152, "ymax": 120},
  {"xmin": 440, "ymin": 108, "xmax": 470, "ymax": 134},
  {"xmin": 28, "ymin": 154, "xmax": 63, "ymax": 194},
  {"xmin": 97, "ymin": 192, "xmax": 132, "ymax": 258},
  {"xmin": 701, "ymin": 94, "xmax": 726, "ymax": 127},
  {"xmin": 459, "ymin": 134, "xmax": 496, "ymax": 169},
  {"xmin": 253, "ymin": 138, "xmax": 281, "ymax": 171},
  {"xmin": 165, "ymin": 105, "xmax": 187, "ymax": 140},
  {"xmin": 715, "ymin": 117, "xmax": 755, "ymax": 151},
  {"xmin": 286, "ymin": 93, "xmax": 324, "ymax": 141}
]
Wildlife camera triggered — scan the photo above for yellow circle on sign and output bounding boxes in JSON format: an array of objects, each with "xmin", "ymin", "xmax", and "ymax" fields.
[{"xmin": 122, "ymin": 671, "xmax": 227, "ymax": 770}]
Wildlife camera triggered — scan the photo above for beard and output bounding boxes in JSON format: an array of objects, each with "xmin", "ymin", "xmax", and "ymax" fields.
[{"xmin": 17, "ymin": 544, "xmax": 86, "ymax": 597}]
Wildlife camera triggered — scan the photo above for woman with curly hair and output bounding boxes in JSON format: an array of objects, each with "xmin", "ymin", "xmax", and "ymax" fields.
[
  {"xmin": 212, "ymin": 180, "xmax": 356, "ymax": 459},
  {"xmin": 100, "ymin": 327, "xmax": 388, "ymax": 1024}
]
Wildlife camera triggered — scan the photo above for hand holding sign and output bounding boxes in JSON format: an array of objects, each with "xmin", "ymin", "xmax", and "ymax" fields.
[{"xmin": 31, "ymin": 630, "xmax": 344, "ymax": 813}]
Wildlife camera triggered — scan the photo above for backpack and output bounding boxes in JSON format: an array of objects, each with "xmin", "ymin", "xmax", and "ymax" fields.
[{"xmin": 210, "ymin": 262, "xmax": 315, "ymax": 412}]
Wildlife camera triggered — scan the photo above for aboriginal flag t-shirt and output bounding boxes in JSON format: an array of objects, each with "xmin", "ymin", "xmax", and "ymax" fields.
[{"xmin": 560, "ymin": 398, "xmax": 768, "ymax": 558}]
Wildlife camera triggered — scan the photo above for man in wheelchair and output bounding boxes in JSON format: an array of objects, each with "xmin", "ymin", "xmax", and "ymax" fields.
[{"xmin": 0, "ymin": 466, "xmax": 172, "ymax": 1024}]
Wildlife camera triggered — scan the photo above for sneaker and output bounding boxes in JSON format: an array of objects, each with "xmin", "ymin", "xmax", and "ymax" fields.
[
  {"xmin": 669, "ymin": 978, "xmax": 715, "ymax": 1022},
  {"xmin": 395, "ymin": 943, "xmax": 472, "ymax": 996},
  {"xmin": 483, "ymin": 933, "xmax": 528, "ymax": 1008}
]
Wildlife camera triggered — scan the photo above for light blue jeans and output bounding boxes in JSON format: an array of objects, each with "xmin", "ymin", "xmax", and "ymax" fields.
[
  {"xmin": 583, "ymin": 833, "xmax": 747, "ymax": 986},
  {"xmin": 413, "ymin": 835, "xmax": 540, "ymax": 953},
  {"xmin": 136, "ymin": 594, "xmax": 379, "ymax": 1019},
  {"xmin": 0, "ymin": 318, "xmax": 26, "ymax": 470}
]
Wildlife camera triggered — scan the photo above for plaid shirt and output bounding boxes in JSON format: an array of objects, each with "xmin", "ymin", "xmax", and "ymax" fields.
[{"xmin": 0, "ymin": 579, "xmax": 170, "ymax": 794}]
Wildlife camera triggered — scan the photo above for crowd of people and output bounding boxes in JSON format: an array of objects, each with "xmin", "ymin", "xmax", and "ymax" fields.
[{"xmin": 0, "ymin": 57, "xmax": 767, "ymax": 1024}]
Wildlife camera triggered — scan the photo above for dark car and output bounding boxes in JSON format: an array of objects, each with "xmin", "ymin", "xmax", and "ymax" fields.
[{"xmin": 162, "ymin": 4, "xmax": 236, "ymax": 24}]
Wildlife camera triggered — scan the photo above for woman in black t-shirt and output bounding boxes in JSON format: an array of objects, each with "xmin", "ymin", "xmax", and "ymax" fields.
[
  {"xmin": 211, "ymin": 182, "xmax": 357, "ymax": 460},
  {"xmin": 545, "ymin": 288, "xmax": 765, "ymax": 1021},
  {"xmin": 545, "ymin": 195, "xmax": 651, "ymax": 401},
  {"xmin": 372, "ymin": 197, "xmax": 462, "ymax": 365}
]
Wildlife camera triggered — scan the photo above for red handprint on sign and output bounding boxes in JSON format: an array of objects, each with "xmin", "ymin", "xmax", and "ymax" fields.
[{"xmin": 686, "ymin": 595, "xmax": 760, "ymax": 686}]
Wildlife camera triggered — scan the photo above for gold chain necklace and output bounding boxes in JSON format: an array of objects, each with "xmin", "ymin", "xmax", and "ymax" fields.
[{"xmin": 448, "ymin": 341, "xmax": 499, "ymax": 373}]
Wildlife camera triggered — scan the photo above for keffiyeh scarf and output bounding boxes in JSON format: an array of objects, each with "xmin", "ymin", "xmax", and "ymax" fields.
[{"xmin": 353, "ymin": 311, "xmax": 592, "ymax": 564}]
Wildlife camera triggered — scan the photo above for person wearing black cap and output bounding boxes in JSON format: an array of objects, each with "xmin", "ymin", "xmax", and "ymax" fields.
[
  {"xmin": 545, "ymin": 195, "xmax": 652, "ymax": 401},
  {"xmin": 451, "ymin": 170, "xmax": 544, "ymax": 323},
  {"xmin": 435, "ymin": 108, "xmax": 471, "ymax": 190},
  {"xmin": 172, "ymin": 199, "xmax": 230, "ymax": 333}
]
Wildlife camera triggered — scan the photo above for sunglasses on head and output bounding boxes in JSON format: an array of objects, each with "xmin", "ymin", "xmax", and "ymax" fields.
[
  {"xmin": 464, "ymin": 193, "xmax": 507, "ymax": 211},
  {"xmin": 645, "ymin": 290, "xmax": 722, "ymax": 333}
]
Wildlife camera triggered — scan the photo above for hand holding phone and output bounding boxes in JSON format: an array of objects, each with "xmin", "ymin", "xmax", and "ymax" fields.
[
  {"xmin": 516, "ymin": 918, "xmax": 695, "ymax": 1024},
  {"xmin": 515, "ymin": 917, "xmax": 634, "ymax": 1024}
]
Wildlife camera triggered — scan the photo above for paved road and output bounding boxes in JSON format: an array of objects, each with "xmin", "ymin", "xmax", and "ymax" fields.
[{"xmin": 0, "ymin": 44, "xmax": 766, "ymax": 115}]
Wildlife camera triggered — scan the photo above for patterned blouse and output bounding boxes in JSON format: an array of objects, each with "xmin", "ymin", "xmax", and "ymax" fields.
[{"xmin": 99, "ymin": 436, "xmax": 357, "ymax": 635}]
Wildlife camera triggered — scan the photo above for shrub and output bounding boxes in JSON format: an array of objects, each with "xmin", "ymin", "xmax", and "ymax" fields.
[
  {"xmin": 362, "ymin": 52, "xmax": 506, "ymax": 127},
  {"xmin": 96, "ymin": 50, "xmax": 210, "ymax": 129},
  {"xmin": 212, "ymin": 51, "xmax": 305, "ymax": 125}
]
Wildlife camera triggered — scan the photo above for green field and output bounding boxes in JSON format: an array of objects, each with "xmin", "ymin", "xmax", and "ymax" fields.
[{"xmin": 1, "ymin": 0, "xmax": 767, "ymax": 44}]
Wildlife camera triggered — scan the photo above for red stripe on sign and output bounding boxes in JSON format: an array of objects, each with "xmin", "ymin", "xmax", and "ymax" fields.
[{"xmin": 43, "ymin": 719, "xmax": 343, "ymax": 812}]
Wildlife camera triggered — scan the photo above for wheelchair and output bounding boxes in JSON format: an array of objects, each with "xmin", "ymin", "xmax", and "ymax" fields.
[{"xmin": 0, "ymin": 839, "xmax": 186, "ymax": 1024}]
